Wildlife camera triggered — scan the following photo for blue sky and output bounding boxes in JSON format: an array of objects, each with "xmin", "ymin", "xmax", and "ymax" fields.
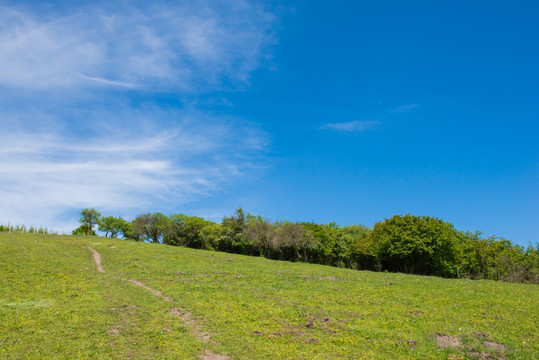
[{"xmin": 1, "ymin": 0, "xmax": 537, "ymax": 245}]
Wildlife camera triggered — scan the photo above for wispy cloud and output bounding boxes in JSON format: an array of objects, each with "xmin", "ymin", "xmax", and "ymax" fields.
[
  {"xmin": 79, "ymin": 74, "xmax": 137, "ymax": 88},
  {"xmin": 321, "ymin": 120, "xmax": 381, "ymax": 133},
  {"xmin": 0, "ymin": 1, "xmax": 275, "ymax": 92},
  {"xmin": 320, "ymin": 103, "xmax": 418, "ymax": 134},
  {"xmin": 392, "ymin": 103, "xmax": 418, "ymax": 113},
  {"xmin": 0, "ymin": 106, "xmax": 269, "ymax": 232},
  {"xmin": 0, "ymin": 1, "xmax": 276, "ymax": 231}
]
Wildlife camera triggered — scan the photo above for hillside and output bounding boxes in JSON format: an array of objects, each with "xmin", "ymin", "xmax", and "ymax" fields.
[{"xmin": 1, "ymin": 233, "xmax": 537, "ymax": 359}]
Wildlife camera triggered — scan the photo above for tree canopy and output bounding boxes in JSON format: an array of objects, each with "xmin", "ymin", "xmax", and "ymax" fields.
[
  {"xmin": 70, "ymin": 208, "xmax": 538, "ymax": 283},
  {"xmin": 72, "ymin": 208, "xmax": 101, "ymax": 235},
  {"xmin": 368, "ymin": 214, "xmax": 459, "ymax": 277}
]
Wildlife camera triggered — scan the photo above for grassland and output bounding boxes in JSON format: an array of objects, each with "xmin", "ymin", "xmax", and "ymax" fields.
[{"xmin": 1, "ymin": 233, "xmax": 537, "ymax": 359}]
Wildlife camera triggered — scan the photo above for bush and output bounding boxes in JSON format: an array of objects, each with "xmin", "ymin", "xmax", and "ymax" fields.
[
  {"xmin": 368, "ymin": 214, "xmax": 459, "ymax": 277},
  {"xmin": 72, "ymin": 225, "xmax": 96, "ymax": 236}
]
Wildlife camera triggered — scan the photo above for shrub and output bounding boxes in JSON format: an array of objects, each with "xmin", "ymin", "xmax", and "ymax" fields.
[{"xmin": 369, "ymin": 214, "xmax": 459, "ymax": 277}]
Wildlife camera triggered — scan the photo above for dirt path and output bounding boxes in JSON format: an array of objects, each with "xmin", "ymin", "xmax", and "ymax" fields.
[
  {"xmin": 84, "ymin": 244, "xmax": 229, "ymax": 360},
  {"xmin": 85, "ymin": 244, "xmax": 173, "ymax": 301},
  {"xmin": 85, "ymin": 245, "xmax": 105, "ymax": 273},
  {"xmin": 122, "ymin": 278, "xmax": 174, "ymax": 302}
]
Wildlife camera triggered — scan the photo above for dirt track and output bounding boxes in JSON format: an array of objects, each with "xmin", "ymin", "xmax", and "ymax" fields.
[
  {"xmin": 85, "ymin": 245, "xmax": 105, "ymax": 273},
  {"xmin": 84, "ymin": 244, "xmax": 229, "ymax": 360}
]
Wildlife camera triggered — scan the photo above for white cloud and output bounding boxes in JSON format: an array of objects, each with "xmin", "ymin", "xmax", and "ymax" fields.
[
  {"xmin": 79, "ymin": 74, "xmax": 137, "ymax": 88},
  {"xmin": 392, "ymin": 103, "xmax": 418, "ymax": 113},
  {"xmin": 321, "ymin": 120, "xmax": 381, "ymax": 133},
  {"xmin": 0, "ymin": 107, "xmax": 269, "ymax": 232},
  {"xmin": 0, "ymin": 1, "xmax": 275, "ymax": 91},
  {"xmin": 320, "ymin": 103, "xmax": 418, "ymax": 133},
  {"xmin": 0, "ymin": 1, "xmax": 276, "ymax": 231}
]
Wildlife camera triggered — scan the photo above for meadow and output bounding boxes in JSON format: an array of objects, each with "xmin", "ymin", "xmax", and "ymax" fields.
[{"xmin": 1, "ymin": 233, "xmax": 537, "ymax": 359}]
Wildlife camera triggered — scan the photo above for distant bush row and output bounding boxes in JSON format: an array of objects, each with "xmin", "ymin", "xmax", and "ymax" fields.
[
  {"xmin": 68, "ymin": 208, "xmax": 534, "ymax": 284},
  {"xmin": 0, "ymin": 224, "xmax": 56, "ymax": 235}
]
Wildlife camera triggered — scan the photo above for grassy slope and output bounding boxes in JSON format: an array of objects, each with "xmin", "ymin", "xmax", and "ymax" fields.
[{"xmin": 1, "ymin": 234, "xmax": 538, "ymax": 359}]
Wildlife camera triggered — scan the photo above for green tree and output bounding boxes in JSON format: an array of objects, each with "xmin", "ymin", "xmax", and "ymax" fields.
[
  {"xmin": 75, "ymin": 208, "xmax": 101, "ymax": 235},
  {"xmin": 166, "ymin": 214, "xmax": 219, "ymax": 249},
  {"xmin": 346, "ymin": 224, "xmax": 374, "ymax": 269},
  {"xmin": 98, "ymin": 216, "xmax": 130, "ymax": 238},
  {"xmin": 72, "ymin": 224, "xmax": 96, "ymax": 236},
  {"xmin": 456, "ymin": 233, "xmax": 538, "ymax": 283},
  {"xmin": 274, "ymin": 222, "xmax": 312, "ymax": 262},
  {"xmin": 369, "ymin": 214, "xmax": 459, "ymax": 277},
  {"xmin": 350, "ymin": 234, "xmax": 378, "ymax": 270},
  {"xmin": 166, "ymin": 214, "xmax": 189, "ymax": 246},
  {"xmin": 198, "ymin": 221, "xmax": 222, "ymax": 250},
  {"xmin": 131, "ymin": 212, "xmax": 170, "ymax": 243},
  {"xmin": 456, "ymin": 231, "xmax": 489, "ymax": 279},
  {"xmin": 301, "ymin": 222, "xmax": 356, "ymax": 267},
  {"xmin": 244, "ymin": 215, "xmax": 275, "ymax": 257},
  {"xmin": 116, "ymin": 219, "xmax": 134, "ymax": 240},
  {"xmin": 220, "ymin": 208, "xmax": 251, "ymax": 254}
]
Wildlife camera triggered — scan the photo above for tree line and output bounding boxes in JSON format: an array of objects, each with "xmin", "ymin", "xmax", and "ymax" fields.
[
  {"xmin": 73, "ymin": 208, "xmax": 539, "ymax": 283},
  {"xmin": 0, "ymin": 224, "xmax": 54, "ymax": 235}
]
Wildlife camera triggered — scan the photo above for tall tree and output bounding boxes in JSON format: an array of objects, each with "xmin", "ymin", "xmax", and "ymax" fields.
[
  {"xmin": 76, "ymin": 208, "xmax": 101, "ymax": 235},
  {"xmin": 244, "ymin": 215, "xmax": 275, "ymax": 257},
  {"xmin": 131, "ymin": 212, "xmax": 170, "ymax": 243},
  {"xmin": 220, "ymin": 207, "xmax": 251, "ymax": 253},
  {"xmin": 167, "ymin": 213, "xmax": 221, "ymax": 249},
  {"xmin": 98, "ymin": 216, "xmax": 129, "ymax": 238}
]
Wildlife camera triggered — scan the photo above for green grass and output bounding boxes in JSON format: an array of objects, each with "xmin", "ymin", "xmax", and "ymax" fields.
[{"xmin": 1, "ymin": 233, "xmax": 538, "ymax": 359}]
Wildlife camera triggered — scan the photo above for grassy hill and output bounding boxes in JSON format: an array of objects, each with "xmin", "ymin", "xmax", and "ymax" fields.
[{"xmin": 1, "ymin": 233, "xmax": 537, "ymax": 359}]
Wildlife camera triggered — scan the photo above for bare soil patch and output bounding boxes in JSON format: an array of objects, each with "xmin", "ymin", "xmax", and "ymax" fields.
[
  {"xmin": 435, "ymin": 334, "xmax": 460, "ymax": 348},
  {"xmin": 110, "ymin": 304, "xmax": 138, "ymax": 311},
  {"xmin": 467, "ymin": 352, "xmax": 500, "ymax": 360},
  {"xmin": 198, "ymin": 350, "xmax": 230, "ymax": 360},
  {"xmin": 170, "ymin": 308, "xmax": 182, "ymax": 316},
  {"xmin": 483, "ymin": 341, "xmax": 506, "ymax": 351},
  {"xmin": 170, "ymin": 308, "xmax": 212, "ymax": 343},
  {"xmin": 319, "ymin": 276, "xmax": 338, "ymax": 281},
  {"xmin": 268, "ymin": 318, "xmax": 327, "ymax": 344}
]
